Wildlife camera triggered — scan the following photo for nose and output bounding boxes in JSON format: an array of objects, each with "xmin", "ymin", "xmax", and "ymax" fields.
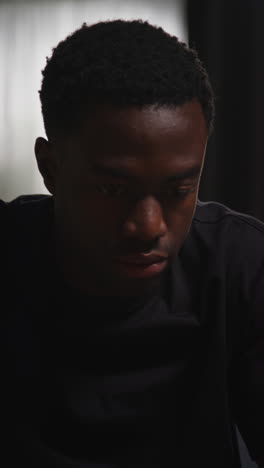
[{"xmin": 122, "ymin": 196, "xmax": 167, "ymax": 241}]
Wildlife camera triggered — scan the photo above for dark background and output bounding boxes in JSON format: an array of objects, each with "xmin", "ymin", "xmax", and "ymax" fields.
[
  {"xmin": 187, "ymin": 0, "xmax": 264, "ymax": 222},
  {"xmin": 186, "ymin": 2, "xmax": 263, "ymax": 466}
]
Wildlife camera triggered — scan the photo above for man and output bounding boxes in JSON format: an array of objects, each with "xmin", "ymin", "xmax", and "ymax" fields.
[{"xmin": 1, "ymin": 19, "xmax": 264, "ymax": 467}]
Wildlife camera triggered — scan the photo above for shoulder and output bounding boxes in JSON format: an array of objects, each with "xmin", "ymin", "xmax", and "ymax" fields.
[
  {"xmin": 0, "ymin": 194, "xmax": 54, "ymax": 274},
  {"xmin": 0, "ymin": 194, "xmax": 53, "ymax": 232},
  {"xmin": 183, "ymin": 200, "xmax": 264, "ymax": 288},
  {"xmin": 0, "ymin": 194, "xmax": 53, "ymax": 215},
  {"xmin": 191, "ymin": 199, "xmax": 264, "ymax": 251},
  {"xmin": 194, "ymin": 199, "xmax": 264, "ymax": 233}
]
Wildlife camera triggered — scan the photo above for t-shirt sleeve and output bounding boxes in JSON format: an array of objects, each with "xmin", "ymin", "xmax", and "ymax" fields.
[{"xmin": 231, "ymin": 259, "xmax": 264, "ymax": 464}]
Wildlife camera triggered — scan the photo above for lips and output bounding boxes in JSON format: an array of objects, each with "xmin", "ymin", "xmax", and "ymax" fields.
[
  {"xmin": 116, "ymin": 252, "xmax": 168, "ymax": 278},
  {"xmin": 119, "ymin": 253, "xmax": 168, "ymax": 265}
]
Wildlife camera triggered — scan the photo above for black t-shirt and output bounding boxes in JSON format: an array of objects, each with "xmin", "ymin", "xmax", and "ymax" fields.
[{"xmin": 1, "ymin": 195, "xmax": 264, "ymax": 467}]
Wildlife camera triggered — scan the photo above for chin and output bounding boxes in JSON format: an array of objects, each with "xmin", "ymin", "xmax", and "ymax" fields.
[{"xmin": 113, "ymin": 268, "xmax": 168, "ymax": 297}]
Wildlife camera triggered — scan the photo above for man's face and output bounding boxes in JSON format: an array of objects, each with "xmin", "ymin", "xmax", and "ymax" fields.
[{"xmin": 42, "ymin": 100, "xmax": 208, "ymax": 296}]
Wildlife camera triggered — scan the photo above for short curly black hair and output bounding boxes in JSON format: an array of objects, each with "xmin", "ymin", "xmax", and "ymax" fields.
[{"xmin": 39, "ymin": 19, "xmax": 214, "ymax": 140}]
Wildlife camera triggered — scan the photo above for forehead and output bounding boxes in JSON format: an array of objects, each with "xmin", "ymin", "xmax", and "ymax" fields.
[
  {"xmin": 82, "ymin": 100, "xmax": 206, "ymax": 140},
  {"xmin": 65, "ymin": 100, "xmax": 208, "ymax": 175}
]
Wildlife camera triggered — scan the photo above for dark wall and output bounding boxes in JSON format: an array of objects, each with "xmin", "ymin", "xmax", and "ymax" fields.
[
  {"xmin": 187, "ymin": 3, "xmax": 263, "ymax": 467},
  {"xmin": 187, "ymin": 0, "xmax": 264, "ymax": 221}
]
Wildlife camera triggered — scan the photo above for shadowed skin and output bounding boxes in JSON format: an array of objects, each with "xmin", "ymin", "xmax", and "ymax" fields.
[{"xmin": 35, "ymin": 100, "xmax": 208, "ymax": 297}]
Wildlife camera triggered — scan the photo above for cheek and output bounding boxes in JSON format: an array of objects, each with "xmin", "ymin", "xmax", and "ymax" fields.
[
  {"xmin": 56, "ymin": 187, "xmax": 122, "ymax": 244},
  {"xmin": 167, "ymin": 196, "xmax": 197, "ymax": 241}
]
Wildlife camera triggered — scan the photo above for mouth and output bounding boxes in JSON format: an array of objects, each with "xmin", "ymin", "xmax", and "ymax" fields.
[{"xmin": 116, "ymin": 252, "xmax": 169, "ymax": 279}]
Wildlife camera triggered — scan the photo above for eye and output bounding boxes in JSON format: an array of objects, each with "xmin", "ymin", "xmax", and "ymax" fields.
[
  {"xmin": 96, "ymin": 183, "xmax": 126, "ymax": 197},
  {"xmin": 160, "ymin": 186, "xmax": 195, "ymax": 199}
]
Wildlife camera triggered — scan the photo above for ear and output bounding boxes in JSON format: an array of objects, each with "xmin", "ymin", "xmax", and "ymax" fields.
[{"xmin": 35, "ymin": 137, "xmax": 58, "ymax": 195}]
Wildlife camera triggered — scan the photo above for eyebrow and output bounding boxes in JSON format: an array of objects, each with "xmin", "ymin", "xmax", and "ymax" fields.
[{"xmin": 90, "ymin": 162, "xmax": 201, "ymax": 182}]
